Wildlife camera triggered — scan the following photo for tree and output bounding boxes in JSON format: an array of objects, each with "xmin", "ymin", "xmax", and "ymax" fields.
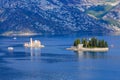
[
  {"xmin": 104, "ymin": 41, "xmax": 108, "ymax": 47},
  {"xmin": 90, "ymin": 37, "xmax": 98, "ymax": 47},
  {"xmin": 98, "ymin": 40, "xmax": 102, "ymax": 48},
  {"xmin": 88, "ymin": 40, "xmax": 92, "ymax": 48},
  {"xmin": 101, "ymin": 40, "xmax": 105, "ymax": 47},
  {"xmin": 82, "ymin": 38, "xmax": 87, "ymax": 47},
  {"xmin": 74, "ymin": 39, "xmax": 80, "ymax": 47}
]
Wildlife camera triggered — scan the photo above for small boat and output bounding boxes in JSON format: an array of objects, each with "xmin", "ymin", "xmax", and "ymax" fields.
[
  {"xmin": 110, "ymin": 44, "xmax": 114, "ymax": 48},
  {"xmin": 13, "ymin": 37, "xmax": 17, "ymax": 40},
  {"xmin": 8, "ymin": 47, "xmax": 14, "ymax": 51}
]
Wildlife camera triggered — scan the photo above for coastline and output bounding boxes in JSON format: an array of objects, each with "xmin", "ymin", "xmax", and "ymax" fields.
[
  {"xmin": 1, "ymin": 31, "xmax": 42, "ymax": 36},
  {"xmin": 67, "ymin": 46, "xmax": 109, "ymax": 52}
]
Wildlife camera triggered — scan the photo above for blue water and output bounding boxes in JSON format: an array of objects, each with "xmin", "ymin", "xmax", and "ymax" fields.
[{"xmin": 0, "ymin": 34, "xmax": 120, "ymax": 80}]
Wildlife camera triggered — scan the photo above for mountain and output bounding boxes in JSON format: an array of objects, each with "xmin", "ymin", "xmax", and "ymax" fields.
[
  {"xmin": 84, "ymin": 0, "xmax": 120, "ymax": 31},
  {"xmin": 0, "ymin": 0, "xmax": 119, "ymax": 35},
  {"xmin": 103, "ymin": 3, "xmax": 120, "ymax": 30}
]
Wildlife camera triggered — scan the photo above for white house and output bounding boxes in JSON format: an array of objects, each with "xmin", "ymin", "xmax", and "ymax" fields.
[{"xmin": 77, "ymin": 44, "xmax": 84, "ymax": 49}]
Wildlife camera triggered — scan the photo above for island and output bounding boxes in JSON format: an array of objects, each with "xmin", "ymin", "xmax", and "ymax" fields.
[
  {"xmin": 67, "ymin": 37, "xmax": 109, "ymax": 52},
  {"xmin": 24, "ymin": 38, "xmax": 45, "ymax": 48}
]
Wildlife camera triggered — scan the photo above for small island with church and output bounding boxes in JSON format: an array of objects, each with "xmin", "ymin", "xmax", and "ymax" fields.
[
  {"xmin": 67, "ymin": 37, "xmax": 109, "ymax": 52},
  {"xmin": 24, "ymin": 38, "xmax": 45, "ymax": 48}
]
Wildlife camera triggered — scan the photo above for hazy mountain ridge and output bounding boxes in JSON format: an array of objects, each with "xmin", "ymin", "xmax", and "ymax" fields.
[
  {"xmin": 103, "ymin": 3, "xmax": 120, "ymax": 28},
  {"xmin": 83, "ymin": 0, "xmax": 120, "ymax": 31},
  {"xmin": 0, "ymin": 0, "xmax": 119, "ymax": 35}
]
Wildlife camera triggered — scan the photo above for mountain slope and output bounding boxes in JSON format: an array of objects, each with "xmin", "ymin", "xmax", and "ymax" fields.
[
  {"xmin": 83, "ymin": 0, "xmax": 120, "ymax": 31},
  {"xmin": 0, "ymin": 0, "xmax": 116, "ymax": 35},
  {"xmin": 103, "ymin": 3, "xmax": 120, "ymax": 29}
]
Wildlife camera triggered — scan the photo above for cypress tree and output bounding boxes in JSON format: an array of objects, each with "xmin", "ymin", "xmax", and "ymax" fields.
[
  {"xmin": 74, "ymin": 39, "xmax": 80, "ymax": 47},
  {"xmin": 101, "ymin": 40, "xmax": 105, "ymax": 47},
  {"xmin": 105, "ymin": 41, "xmax": 108, "ymax": 47},
  {"xmin": 82, "ymin": 38, "xmax": 87, "ymax": 47},
  {"xmin": 98, "ymin": 40, "xmax": 102, "ymax": 48},
  {"xmin": 91, "ymin": 37, "xmax": 97, "ymax": 47}
]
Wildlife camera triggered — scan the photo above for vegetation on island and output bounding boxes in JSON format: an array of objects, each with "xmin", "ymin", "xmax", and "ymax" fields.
[
  {"xmin": 73, "ymin": 37, "xmax": 108, "ymax": 48},
  {"xmin": 74, "ymin": 39, "xmax": 81, "ymax": 46}
]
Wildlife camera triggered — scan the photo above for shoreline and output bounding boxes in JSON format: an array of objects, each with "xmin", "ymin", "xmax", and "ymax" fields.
[{"xmin": 67, "ymin": 46, "xmax": 109, "ymax": 52}]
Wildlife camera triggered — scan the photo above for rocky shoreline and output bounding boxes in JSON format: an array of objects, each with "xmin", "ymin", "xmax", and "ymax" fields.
[{"xmin": 67, "ymin": 46, "xmax": 109, "ymax": 52}]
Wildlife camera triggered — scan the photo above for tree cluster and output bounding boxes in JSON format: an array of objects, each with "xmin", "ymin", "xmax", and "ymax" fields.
[{"xmin": 73, "ymin": 37, "xmax": 108, "ymax": 48}]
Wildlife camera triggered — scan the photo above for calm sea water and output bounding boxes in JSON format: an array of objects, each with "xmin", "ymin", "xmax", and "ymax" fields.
[{"xmin": 0, "ymin": 34, "xmax": 120, "ymax": 80}]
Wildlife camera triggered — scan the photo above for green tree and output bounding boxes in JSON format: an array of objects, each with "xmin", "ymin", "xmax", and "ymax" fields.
[
  {"xmin": 91, "ymin": 37, "xmax": 98, "ymax": 47},
  {"xmin": 101, "ymin": 40, "xmax": 105, "ymax": 47},
  {"xmin": 88, "ymin": 40, "xmax": 92, "ymax": 48},
  {"xmin": 74, "ymin": 39, "xmax": 80, "ymax": 47},
  {"xmin": 98, "ymin": 40, "xmax": 102, "ymax": 47},
  {"xmin": 104, "ymin": 41, "xmax": 108, "ymax": 47},
  {"xmin": 82, "ymin": 38, "xmax": 87, "ymax": 47}
]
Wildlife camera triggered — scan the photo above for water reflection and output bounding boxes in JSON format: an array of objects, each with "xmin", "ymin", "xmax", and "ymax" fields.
[
  {"xmin": 30, "ymin": 48, "xmax": 41, "ymax": 57},
  {"xmin": 8, "ymin": 50, "xmax": 14, "ymax": 55},
  {"xmin": 25, "ymin": 48, "xmax": 41, "ymax": 61},
  {"xmin": 76, "ymin": 51, "xmax": 107, "ymax": 59}
]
